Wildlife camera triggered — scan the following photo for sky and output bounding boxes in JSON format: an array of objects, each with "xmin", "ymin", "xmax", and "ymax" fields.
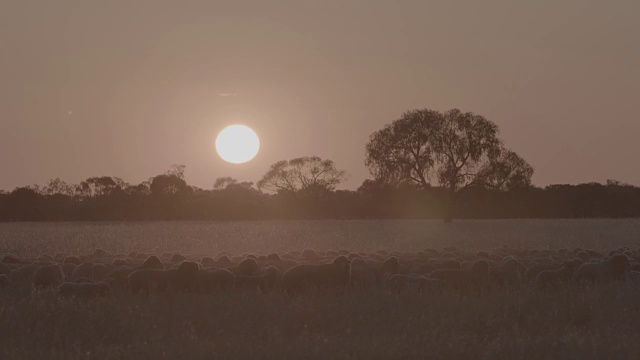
[{"xmin": 1, "ymin": 0, "xmax": 639, "ymax": 191}]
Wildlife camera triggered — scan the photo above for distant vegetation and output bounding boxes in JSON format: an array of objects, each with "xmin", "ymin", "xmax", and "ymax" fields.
[{"xmin": 0, "ymin": 108, "xmax": 638, "ymax": 221}]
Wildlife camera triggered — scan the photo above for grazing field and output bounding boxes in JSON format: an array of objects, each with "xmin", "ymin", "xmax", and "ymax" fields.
[
  {"xmin": 1, "ymin": 219, "xmax": 640, "ymax": 360},
  {"xmin": 1, "ymin": 219, "xmax": 639, "ymax": 257}
]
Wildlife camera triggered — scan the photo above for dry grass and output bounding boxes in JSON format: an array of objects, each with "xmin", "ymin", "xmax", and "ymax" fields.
[{"xmin": 2, "ymin": 283, "xmax": 640, "ymax": 359}]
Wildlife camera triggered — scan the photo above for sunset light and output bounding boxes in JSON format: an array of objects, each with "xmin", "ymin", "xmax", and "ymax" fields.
[{"xmin": 215, "ymin": 125, "xmax": 260, "ymax": 164}]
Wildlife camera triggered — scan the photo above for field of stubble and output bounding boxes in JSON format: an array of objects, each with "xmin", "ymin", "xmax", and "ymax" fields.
[{"xmin": 1, "ymin": 219, "xmax": 640, "ymax": 360}]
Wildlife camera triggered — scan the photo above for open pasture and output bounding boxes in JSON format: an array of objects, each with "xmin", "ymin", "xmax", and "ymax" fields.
[
  {"xmin": 1, "ymin": 219, "xmax": 639, "ymax": 257},
  {"xmin": 1, "ymin": 219, "xmax": 640, "ymax": 359}
]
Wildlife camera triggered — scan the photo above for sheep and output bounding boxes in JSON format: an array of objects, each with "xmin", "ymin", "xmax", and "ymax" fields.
[
  {"xmin": 349, "ymin": 258, "xmax": 376, "ymax": 290},
  {"xmin": 574, "ymin": 254, "xmax": 630, "ymax": 283},
  {"xmin": 2, "ymin": 254, "xmax": 26, "ymax": 264},
  {"xmin": 266, "ymin": 253, "xmax": 281, "ymax": 262},
  {"xmin": 524, "ymin": 262, "xmax": 562, "ymax": 283},
  {"xmin": 536, "ymin": 260, "xmax": 581, "ymax": 289},
  {"xmin": 217, "ymin": 255, "xmax": 232, "ymax": 265},
  {"xmin": 234, "ymin": 275, "xmax": 271, "ymax": 294},
  {"xmin": 0, "ymin": 263, "xmax": 11, "ymax": 277},
  {"xmin": 128, "ymin": 269, "xmax": 170, "ymax": 294},
  {"xmin": 61, "ymin": 263, "xmax": 77, "ymax": 280},
  {"xmin": 32, "ymin": 264, "xmax": 65, "ymax": 288},
  {"xmin": 104, "ymin": 267, "xmax": 135, "ymax": 291},
  {"xmin": 59, "ymin": 282, "xmax": 110, "ymax": 299},
  {"xmin": 91, "ymin": 263, "xmax": 109, "ymax": 281},
  {"xmin": 0, "ymin": 274, "xmax": 11, "ymax": 288},
  {"xmin": 282, "ymin": 256, "xmax": 350, "ymax": 296},
  {"xmin": 63, "ymin": 256, "xmax": 82, "ymax": 265},
  {"xmin": 199, "ymin": 268, "xmax": 235, "ymax": 293},
  {"xmin": 427, "ymin": 260, "xmax": 490, "ymax": 293},
  {"xmin": 142, "ymin": 256, "xmax": 164, "ymax": 270},
  {"xmin": 200, "ymin": 256, "xmax": 216, "ymax": 268},
  {"xmin": 37, "ymin": 254, "xmax": 54, "ymax": 262},
  {"xmin": 70, "ymin": 263, "xmax": 93, "ymax": 281},
  {"xmin": 169, "ymin": 261, "xmax": 200, "ymax": 293},
  {"xmin": 299, "ymin": 249, "xmax": 318, "ymax": 262},
  {"xmin": 387, "ymin": 274, "xmax": 441, "ymax": 293},
  {"xmin": 11, "ymin": 265, "xmax": 41, "ymax": 287},
  {"xmin": 171, "ymin": 253, "xmax": 187, "ymax": 263},
  {"xmin": 91, "ymin": 249, "xmax": 107, "ymax": 258},
  {"xmin": 489, "ymin": 257, "xmax": 523, "ymax": 288},
  {"xmin": 112, "ymin": 259, "xmax": 130, "ymax": 268},
  {"xmin": 228, "ymin": 258, "xmax": 259, "ymax": 276}
]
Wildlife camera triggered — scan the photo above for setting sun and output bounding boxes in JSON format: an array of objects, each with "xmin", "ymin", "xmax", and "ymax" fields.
[{"xmin": 215, "ymin": 125, "xmax": 260, "ymax": 164}]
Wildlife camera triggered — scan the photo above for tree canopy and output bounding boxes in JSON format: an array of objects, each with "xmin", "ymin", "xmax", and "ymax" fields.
[
  {"xmin": 257, "ymin": 156, "xmax": 348, "ymax": 193},
  {"xmin": 366, "ymin": 108, "xmax": 534, "ymax": 221}
]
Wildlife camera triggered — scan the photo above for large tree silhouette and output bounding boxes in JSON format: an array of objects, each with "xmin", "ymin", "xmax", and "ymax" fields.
[{"xmin": 365, "ymin": 108, "xmax": 534, "ymax": 222}]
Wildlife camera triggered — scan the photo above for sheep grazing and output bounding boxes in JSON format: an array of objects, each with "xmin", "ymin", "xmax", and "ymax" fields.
[
  {"xmin": 301, "ymin": 249, "xmax": 319, "ymax": 261},
  {"xmin": 234, "ymin": 274, "xmax": 271, "ymax": 294},
  {"xmin": 228, "ymin": 258, "xmax": 259, "ymax": 276},
  {"xmin": 369, "ymin": 257, "xmax": 399, "ymax": 286},
  {"xmin": 282, "ymin": 255, "xmax": 351, "ymax": 296},
  {"xmin": 524, "ymin": 262, "xmax": 562, "ymax": 283},
  {"xmin": 91, "ymin": 248, "xmax": 107, "ymax": 258},
  {"xmin": 0, "ymin": 274, "xmax": 11, "ymax": 288},
  {"xmin": 199, "ymin": 269, "xmax": 235, "ymax": 293},
  {"xmin": 170, "ymin": 261, "xmax": 200, "ymax": 293},
  {"xmin": 266, "ymin": 253, "xmax": 281, "ymax": 263},
  {"xmin": 142, "ymin": 256, "xmax": 164, "ymax": 270},
  {"xmin": 70, "ymin": 263, "xmax": 93, "ymax": 281},
  {"xmin": 200, "ymin": 256, "xmax": 216, "ymax": 268},
  {"xmin": 128, "ymin": 269, "xmax": 170, "ymax": 294},
  {"xmin": 11, "ymin": 265, "xmax": 40, "ymax": 287},
  {"xmin": 349, "ymin": 258, "xmax": 376, "ymax": 290},
  {"xmin": 0, "ymin": 263, "xmax": 11, "ymax": 277},
  {"xmin": 489, "ymin": 257, "xmax": 523, "ymax": 288},
  {"xmin": 104, "ymin": 267, "xmax": 135, "ymax": 291},
  {"xmin": 32, "ymin": 264, "xmax": 65, "ymax": 288},
  {"xmin": 536, "ymin": 260, "xmax": 580, "ymax": 289},
  {"xmin": 91, "ymin": 263, "xmax": 109, "ymax": 281},
  {"xmin": 37, "ymin": 254, "xmax": 54, "ymax": 262},
  {"xmin": 59, "ymin": 282, "xmax": 110, "ymax": 299},
  {"xmin": 112, "ymin": 259, "xmax": 130, "ymax": 268},
  {"xmin": 217, "ymin": 255, "xmax": 231, "ymax": 265},
  {"xmin": 574, "ymin": 254, "xmax": 630, "ymax": 283},
  {"xmin": 61, "ymin": 263, "xmax": 77, "ymax": 280},
  {"xmin": 171, "ymin": 253, "xmax": 187, "ymax": 263},
  {"xmin": 387, "ymin": 274, "xmax": 441, "ymax": 293},
  {"xmin": 428, "ymin": 260, "xmax": 490, "ymax": 292},
  {"xmin": 2, "ymin": 254, "xmax": 25, "ymax": 264},
  {"xmin": 63, "ymin": 256, "xmax": 82, "ymax": 265}
]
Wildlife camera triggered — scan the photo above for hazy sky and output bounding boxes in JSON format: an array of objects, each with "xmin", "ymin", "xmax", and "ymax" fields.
[{"xmin": 1, "ymin": 0, "xmax": 638, "ymax": 191}]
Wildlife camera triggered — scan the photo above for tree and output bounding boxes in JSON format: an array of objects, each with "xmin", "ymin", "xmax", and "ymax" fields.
[
  {"xmin": 257, "ymin": 156, "xmax": 347, "ymax": 193},
  {"xmin": 213, "ymin": 176, "xmax": 238, "ymax": 190},
  {"xmin": 365, "ymin": 108, "xmax": 534, "ymax": 222}
]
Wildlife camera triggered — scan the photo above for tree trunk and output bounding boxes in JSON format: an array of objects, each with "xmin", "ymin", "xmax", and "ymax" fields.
[{"xmin": 443, "ymin": 184, "xmax": 456, "ymax": 223}]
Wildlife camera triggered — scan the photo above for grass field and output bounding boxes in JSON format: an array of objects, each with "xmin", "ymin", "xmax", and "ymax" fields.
[
  {"xmin": 1, "ymin": 219, "xmax": 640, "ymax": 359},
  {"xmin": 1, "ymin": 219, "xmax": 639, "ymax": 257}
]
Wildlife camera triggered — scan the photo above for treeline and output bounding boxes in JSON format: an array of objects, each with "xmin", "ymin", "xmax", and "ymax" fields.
[{"xmin": 0, "ymin": 172, "xmax": 638, "ymax": 221}]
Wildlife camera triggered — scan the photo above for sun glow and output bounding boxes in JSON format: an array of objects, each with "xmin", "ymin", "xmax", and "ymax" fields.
[{"xmin": 215, "ymin": 125, "xmax": 260, "ymax": 164}]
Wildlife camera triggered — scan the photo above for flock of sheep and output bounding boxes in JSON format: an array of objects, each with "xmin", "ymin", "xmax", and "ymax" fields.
[{"xmin": 1, "ymin": 245, "xmax": 638, "ymax": 299}]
